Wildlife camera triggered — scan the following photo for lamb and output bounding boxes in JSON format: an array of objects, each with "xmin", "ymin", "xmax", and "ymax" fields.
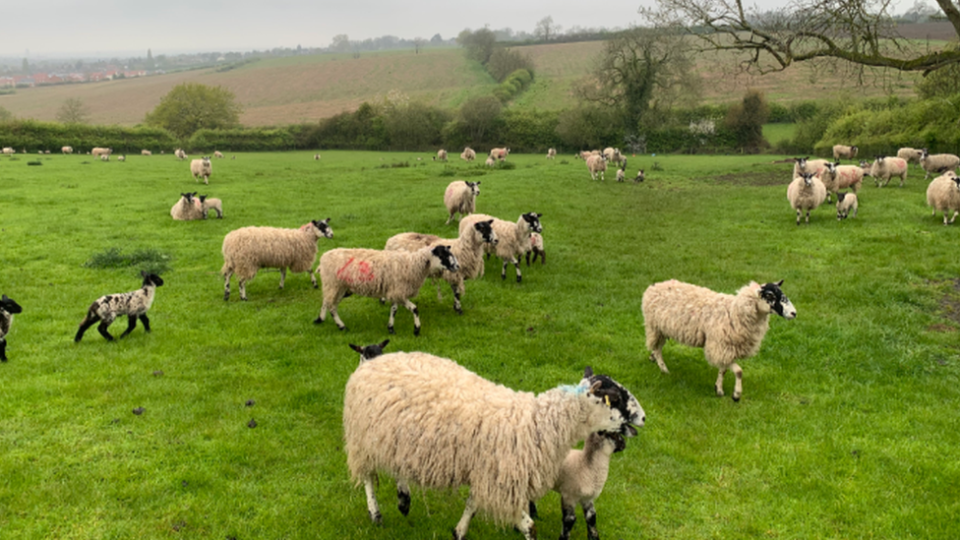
[
  {"xmin": 190, "ymin": 157, "xmax": 212, "ymax": 184},
  {"xmin": 577, "ymin": 150, "xmax": 600, "ymax": 160},
  {"xmin": 462, "ymin": 212, "xmax": 543, "ymax": 283},
  {"xmin": 349, "ymin": 339, "xmax": 390, "ymax": 363},
  {"xmin": 99, "ymin": 154, "xmax": 110, "ymax": 162},
  {"xmin": 117, "ymin": 155, "xmax": 126, "ymax": 162},
  {"xmin": 616, "ymin": 159, "xmax": 628, "ymax": 182},
  {"xmin": 832, "ymin": 144, "xmax": 858, "ymax": 161},
  {"xmin": 435, "ymin": 149, "xmax": 448, "ymax": 162},
  {"xmin": 343, "ymin": 355, "xmax": 644, "ymax": 540},
  {"xmin": 836, "ymin": 192, "xmax": 858, "ymax": 221},
  {"xmin": 74, "ymin": 272, "xmax": 164, "ymax": 342},
  {"xmin": 820, "ymin": 161, "xmax": 863, "ymax": 203},
  {"xmin": 214, "ymin": 150, "xmax": 224, "ymax": 159},
  {"xmin": 443, "ymin": 180, "xmax": 480, "ymax": 225},
  {"xmin": 314, "ymin": 244, "xmax": 459, "ymax": 335},
  {"xmin": 0, "ymin": 294, "xmax": 23, "ymax": 362},
  {"xmin": 792, "ymin": 157, "xmax": 829, "ymax": 178},
  {"xmin": 547, "ymin": 147, "xmax": 557, "ymax": 159},
  {"xmin": 524, "ymin": 231, "xmax": 545, "ymax": 266},
  {"xmin": 61, "ymin": 146, "xmax": 73, "ymax": 155},
  {"xmin": 642, "ymin": 279, "xmax": 796, "ymax": 401},
  {"xmin": 198, "ymin": 195, "xmax": 223, "ymax": 219},
  {"xmin": 489, "ymin": 147, "xmax": 510, "ymax": 161},
  {"xmin": 221, "ymin": 219, "xmax": 334, "ymax": 301},
  {"xmin": 920, "ymin": 149, "xmax": 960, "ymax": 180},
  {"xmin": 141, "ymin": 149, "xmax": 152, "ymax": 156},
  {"xmin": 485, "ymin": 155, "xmax": 496, "ymax": 167},
  {"xmin": 635, "ymin": 169, "xmax": 646, "ymax": 183},
  {"xmin": 314, "ymin": 153, "xmax": 321, "ymax": 160},
  {"xmin": 175, "ymin": 148, "xmax": 187, "ymax": 160},
  {"xmin": 91, "ymin": 147, "xmax": 112, "ymax": 157},
  {"xmin": 787, "ymin": 172, "xmax": 827, "ymax": 225},
  {"xmin": 384, "ymin": 218, "xmax": 498, "ymax": 314},
  {"xmin": 460, "ymin": 147, "xmax": 476, "ymax": 161},
  {"xmin": 897, "ymin": 147, "xmax": 923, "ymax": 165},
  {"xmin": 869, "ymin": 156, "xmax": 908, "ymax": 187},
  {"xmin": 170, "ymin": 192, "xmax": 204, "ymax": 221},
  {"xmin": 586, "ymin": 154, "xmax": 607, "ymax": 181},
  {"xmin": 925, "ymin": 171, "xmax": 960, "ymax": 225}
]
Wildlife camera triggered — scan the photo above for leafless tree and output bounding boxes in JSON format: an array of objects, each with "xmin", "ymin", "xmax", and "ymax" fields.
[{"xmin": 534, "ymin": 16, "xmax": 562, "ymax": 41}]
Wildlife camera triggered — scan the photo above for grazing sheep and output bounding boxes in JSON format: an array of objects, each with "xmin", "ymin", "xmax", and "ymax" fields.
[
  {"xmin": 897, "ymin": 147, "xmax": 923, "ymax": 166},
  {"xmin": 836, "ymin": 192, "xmax": 859, "ymax": 221},
  {"xmin": 141, "ymin": 149, "xmax": 152, "ymax": 156},
  {"xmin": 926, "ymin": 171, "xmax": 960, "ymax": 225},
  {"xmin": 214, "ymin": 150, "xmax": 224, "ymax": 159},
  {"xmin": 0, "ymin": 294, "xmax": 23, "ymax": 362},
  {"xmin": 314, "ymin": 153, "xmax": 321, "ymax": 160},
  {"xmin": 832, "ymin": 144, "xmax": 858, "ymax": 161},
  {"xmin": 586, "ymin": 154, "xmax": 608, "ymax": 181},
  {"xmin": 175, "ymin": 148, "xmax": 187, "ymax": 160},
  {"xmin": 792, "ymin": 157, "xmax": 829, "ymax": 178},
  {"xmin": 463, "ymin": 212, "xmax": 543, "ymax": 283},
  {"xmin": 524, "ymin": 231, "xmax": 545, "ymax": 266},
  {"xmin": 460, "ymin": 147, "xmax": 476, "ymax": 161},
  {"xmin": 485, "ymin": 156, "xmax": 496, "ymax": 167},
  {"xmin": 384, "ymin": 219, "xmax": 498, "ymax": 314},
  {"xmin": 61, "ymin": 146, "xmax": 73, "ymax": 155},
  {"xmin": 99, "ymin": 154, "xmax": 109, "ymax": 162},
  {"xmin": 616, "ymin": 159, "xmax": 628, "ymax": 182},
  {"xmin": 602, "ymin": 147, "xmax": 622, "ymax": 165},
  {"xmin": 74, "ymin": 272, "xmax": 164, "ymax": 342},
  {"xmin": 920, "ymin": 149, "xmax": 960, "ymax": 180},
  {"xmin": 443, "ymin": 180, "xmax": 481, "ymax": 225},
  {"xmin": 870, "ymin": 156, "xmax": 908, "ymax": 187},
  {"xmin": 787, "ymin": 172, "xmax": 827, "ymax": 225},
  {"xmin": 1, "ymin": 148, "xmax": 13, "ymax": 155},
  {"xmin": 343, "ymin": 355, "xmax": 644, "ymax": 540},
  {"xmin": 91, "ymin": 147, "xmax": 112, "ymax": 157},
  {"xmin": 170, "ymin": 192, "xmax": 204, "ymax": 221},
  {"xmin": 349, "ymin": 339, "xmax": 390, "ymax": 363},
  {"xmin": 435, "ymin": 149, "xmax": 448, "ymax": 162},
  {"xmin": 820, "ymin": 161, "xmax": 863, "ymax": 203},
  {"xmin": 198, "ymin": 195, "xmax": 223, "ymax": 219},
  {"xmin": 221, "ymin": 219, "xmax": 334, "ymax": 301},
  {"xmin": 190, "ymin": 157, "xmax": 212, "ymax": 184},
  {"xmin": 489, "ymin": 147, "xmax": 510, "ymax": 161},
  {"xmin": 547, "ymin": 148, "xmax": 557, "ymax": 159},
  {"xmin": 635, "ymin": 169, "xmax": 646, "ymax": 183},
  {"xmin": 314, "ymin": 245, "xmax": 459, "ymax": 335},
  {"xmin": 117, "ymin": 155, "xmax": 126, "ymax": 162}
]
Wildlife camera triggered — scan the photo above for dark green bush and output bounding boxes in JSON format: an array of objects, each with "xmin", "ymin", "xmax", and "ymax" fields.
[{"xmin": 0, "ymin": 120, "xmax": 177, "ymax": 154}]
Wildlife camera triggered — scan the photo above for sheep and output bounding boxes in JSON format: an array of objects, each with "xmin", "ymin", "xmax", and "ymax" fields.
[
  {"xmin": 435, "ymin": 149, "xmax": 448, "ymax": 162},
  {"xmin": 61, "ymin": 146, "xmax": 73, "ymax": 155},
  {"xmin": 616, "ymin": 159, "xmax": 628, "ymax": 182},
  {"xmin": 463, "ymin": 212, "xmax": 542, "ymax": 283},
  {"xmin": 832, "ymin": 144, "xmax": 858, "ymax": 161},
  {"xmin": 920, "ymin": 149, "xmax": 960, "ymax": 180},
  {"xmin": 190, "ymin": 157, "xmax": 212, "ymax": 184},
  {"xmin": 117, "ymin": 155, "xmax": 126, "ymax": 162},
  {"xmin": 635, "ymin": 169, "xmax": 646, "ymax": 183},
  {"xmin": 787, "ymin": 172, "xmax": 827, "ymax": 225},
  {"xmin": 820, "ymin": 161, "xmax": 863, "ymax": 203},
  {"xmin": 198, "ymin": 195, "xmax": 223, "ymax": 219},
  {"xmin": 99, "ymin": 154, "xmax": 110, "ymax": 162},
  {"xmin": 642, "ymin": 279, "xmax": 796, "ymax": 401},
  {"xmin": 525, "ymin": 231, "xmax": 545, "ymax": 266},
  {"xmin": 443, "ymin": 180, "xmax": 480, "ymax": 225},
  {"xmin": 485, "ymin": 155, "xmax": 496, "ymax": 167},
  {"xmin": 141, "ymin": 149, "xmax": 152, "ymax": 156},
  {"xmin": 897, "ymin": 147, "xmax": 923, "ymax": 165},
  {"xmin": 343, "ymin": 355, "xmax": 644, "ymax": 540},
  {"xmin": 74, "ymin": 271, "xmax": 165, "ymax": 342},
  {"xmin": 214, "ymin": 150, "xmax": 224, "ymax": 159},
  {"xmin": 174, "ymin": 148, "xmax": 188, "ymax": 160},
  {"xmin": 1, "ymin": 148, "xmax": 13, "ymax": 155},
  {"xmin": 349, "ymin": 339, "xmax": 390, "ymax": 363},
  {"xmin": 460, "ymin": 147, "xmax": 476, "ymax": 161},
  {"xmin": 221, "ymin": 219, "xmax": 333, "ymax": 301},
  {"xmin": 836, "ymin": 192, "xmax": 859, "ymax": 221},
  {"xmin": 0, "ymin": 294, "xmax": 23, "ymax": 362},
  {"xmin": 91, "ymin": 147, "xmax": 112, "ymax": 157},
  {"xmin": 170, "ymin": 192, "xmax": 204, "ymax": 221},
  {"xmin": 384, "ymin": 219, "xmax": 498, "ymax": 314},
  {"xmin": 314, "ymin": 153, "xmax": 321, "ymax": 160},
  {"xmin": 602, "ymin": 147, "xmax": 622, "ymax": 165},
  {"xmin": 489, "ymin": 147, "xmax": 510, "ymax": 161},
  {"xmin": 314, "ymin": 244, "xmax": 459, "ymax": 335},
  {"xmin": 547, "ymin": 148, "xmax": 557, "ymax": 159},
  {"xmin": 792, "ymin": 157, "xmax": 829, "ymax": 178},
  {"xmin": 586, "ymin": 153, "xmax": 607, "ymax": 181},
  {"xmin": 869, "ymin": 156, "xmax": 908, "ymax": 187},
  {"xmin": 925, "ymin": 171, "xmax": 960, "ymax": 225}
]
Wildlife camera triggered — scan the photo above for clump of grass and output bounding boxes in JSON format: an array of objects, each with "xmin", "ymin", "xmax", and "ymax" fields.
[
  {"xmin": 377, "ymin": 161, "xmax": 410, "ymax": 169},
  {"xmin": 84, "ymin": 247, "xmax": 172, "ymax": 274},
  {"xmin": 497, "ymin": 161, "xmax": 517, "ymax": 170},
  {"xmin": 558, "ymin": 159, "xmax": 569, "ymax": 165},
  {"xmin": 26, "ymin": 160, "xmax": 42, "ymax": 166},
  {"xmin": 651, "ymin": 161, "xmax": 663, "ymax": 171},
  {"xmin": 437, "ymin": 168, "xmax": 457, "ymax": 177}
]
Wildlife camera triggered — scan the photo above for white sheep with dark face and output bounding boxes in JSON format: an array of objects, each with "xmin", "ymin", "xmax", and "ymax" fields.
[
  {"xmin": 787, "ymin": 172, "xmax": 827, "ymax": 225},
  {"xmin": 926, "ymin": 171, "xmax": 960, "ymax": 225}
]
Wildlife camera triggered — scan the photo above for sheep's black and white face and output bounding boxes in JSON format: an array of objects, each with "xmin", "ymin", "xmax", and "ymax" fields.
[
  {"xmin": 951, "ymin": 177, "xmax": 960, "ymax": 192},
  {"xmin": 598, "ymin": 431, "xmax": 627, "ymax": 453},
  {"xmin": 313, "ymin": 218, "xmax": 334, "ymax": 238},
  {"xmin": 474, "ymin": 219, "xmax": 498, "ymax": 246},
  {"xmin": 826, "ymin": 162, "xmax": 838, "ymax": 173},
  {"xmin": 349, "ymin": 339, "xmax": 389, "ymax": 363},
  {"xmin": 467, "ymin": 181, "xmax": 480, "ymax": 197},
  {"xmin": 522, "ymin": 212, "xmax": 543, "ymax": 234},
  {"xmin": 801, "ymin": 173, "xmax": 815, "ymax": 186},
  {"xmin": 0, "ymin": 294, "xmax": 22, "ymax": 315},
  {"xmin": 761, "ymin": 280, "xmax": 795, "ymax": 319},
  {"xmin": 584, "ymin": 366, "xmax": 645, "ymax": 437},
  {"xmin": 432, "ymin": 245, "xmax": 460, "ymax": 273},
  {"xmin": 140, "ymin": 272, "xmax": 164, "ymax": 288}
]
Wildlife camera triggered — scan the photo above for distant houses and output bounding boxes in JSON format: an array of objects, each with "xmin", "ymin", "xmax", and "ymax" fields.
[{"xmin": 0, "ymin": 69, "xmax": 150, "ymax": 88}]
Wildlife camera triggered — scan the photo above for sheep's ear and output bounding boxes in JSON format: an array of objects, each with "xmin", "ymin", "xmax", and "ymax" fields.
[
  {"xmin": 588, "ymin": 379, "xmax": 603, "ymax": 395},
  {"xmin": 1, "ymin": 294, "xmax": 8, "ymax": 302},
  {"xmin": 378, "ymin": 339, "xmax": 390, "ymax": 349},
  {"xmin": 324, "ymin": 218, "xmax": 331, "ymax": 223},
  {"xmin": 475, "ymin": 180, "xmax": 481, "ymax": 185},
  {"xmin": 776, "ymin": 279, "xmax": 784, "ymax": 287},
  {"xmin": 536, "ymin": 213, "xmax": 543, "ymax": 218},
  {"xmin": 349, "ymin": 344, "xmax": 364, "ymax": 354},
  {"xmin": 584, "ymin": 366, "xmax": 594, "ymax": 379}
]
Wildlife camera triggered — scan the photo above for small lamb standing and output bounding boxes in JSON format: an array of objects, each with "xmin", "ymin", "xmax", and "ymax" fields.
[
  {"xmin": 870, "ymin": 156, "xmax": 908, "ymax": 187},
  {"xmin": 525, "ymin": 231, "xmax": 545, "ymax": 266},
  {"xmin": 485, "ymin": 155, "xmax": 496, "ymax": 167},
  {"xmin": 170, "ymin": 192, "xmax": 204, "ymax": 221},
  {"xmin": 547, "ymin": 148, "xmax": 557, "ymax": 159},
  {"xmin": 314, "ymin": 244, "xmax": 459, "ymax": 335},
  {"xmin": 314, "ymin": 153, "xmax": 321, "ymax": 160},
  {"xmin": 635, "ymin": 169, "xmax": 646, "ymax": 183},
  {"xmin": 190, "ymin": 157, "xmax": 212, "ymax": 184},
  {"xmin": 175, "ymin": 148, "xmax": 187, "ymax": 160},
  {"xmin": 462, "ymin": 212, "xmax": 543, "ymax": 282},
  {"xmin": 0, "ymin": 294, "xmax": 24, "ymax": 362},
  {"xmin": 926, "ymin": 171, "xmax": 960, "ymax": 225},
  {"xmin": 586, "ymin": 154, "xmax": 607, "ymax": 181},
  {"xmin": 616, "ymin": 159, "xmax": 628, "ymax": 182},
  {"xmin": 820, "ymin": 161, "xmax": 863, "ymax": 203},
  {"xmin": 349, "ymin": 340, "xmax": 390, "ymax": 363},
  {"xmin": 832, "ymin": 144, "xmax": 858, "ymax": 161},
  {"xmin": 343, "ymin": 355, "xmax": 644, "ymax": 540},
  {"xmin": 435, "ymin": 149, "xmax": 448, "ymax": 161},
  {"xmin": 221, "ymin": 219, "xmax": 334, "ymax": 301},
  {"xmin": 443, "ymin": 180, "xmax": 481, "ymax": 225},
  {"xmin": 460, "ymin": 147, "xmax": 476, "ymax": 161},
  {"xmin": 787, "ymin": 172, "xmax": 827, "ymax": 225},
  {"xmin": 198, "ymin": 195, "xmax": 223, "ymax": 219},
  {"xmin": 920, "ymin": 149, "xmax": 960, "ymax": 180},
  {"xmin": 117, "ymin": 155, "xmax": 126, "ymax": 162},
  {"xmin": 642, "ymin": 279, "xmax": 796, "ymax": 401},
  {"xmin": 836, "ymin": 192, "xmax": 858, "ymax": 220},
  {"xmin": 74, "ymin": 272, "xmax": 164, "ymax": 342}
]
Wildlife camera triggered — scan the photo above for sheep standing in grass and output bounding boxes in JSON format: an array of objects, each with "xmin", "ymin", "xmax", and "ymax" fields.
[
  {"xmin": 170, "ymin": 192, "xmax": 204, "ymax": 221},
  {"xmin": 586, "ymin": 154, "xmax": 607, "ymax": 181},
  {"xmin": 547, "ymin": 148, "xmax": 557, "ymax": 159},
  {"xmin": 117, "ymin": 155, "xmax": 126, "ymax": 162},
  {"xmin": 91, "ymin": 147, "xmax": 112, "ymax": 158},
  {"xmin": 460, "ymin": 147, "xmax": 476, "ymax": 161},
  {"xmin": 314, "ymin": 244, "xmax": 459, "ymax": 335},
  {"xmin": 792, "ymin": 157, "xmax": 829, "ymax": 178},
  {"xmin": 490, "ymin": 147, "xmax": 509, "ymax": 161},
  {"xmin": 524, "ymin": 231, "xmax": 545, "ymax": 266},
  {"xmin": 920, "ymin": 149, "xmax": 960, "ymax": 180},
  {"xmin": 0, "ymin": 294, "xmax": 23, "ymax": 362},
  {"xmin": 820, "ymin": 161, "xmax": 863, "ymax": 203},
  {"xmin": 787, "ymin": 172, "xmax": 827, "ymax": 225},
  {"xmin": 191, "ymin": 157, "xmax": 212, "ymax": 184},
  {"xmin": 175, "ymin": 148, "xmax": 187, "ymax": 160},
  {"xmin": 435, "ymin": 149, "xmax": 448, "ymax": 162},
  {"xmin": 61, "ymin": 146, "xmax": 73, "ymax": 155},
  {"xmin": 836, "ymin": 192, "xmax": 858, "ymax": 221},
  {"xmin": 214, "ymin": 150, "xmax": 224, "ymax": 159},
  {"xmin": 870, "ymin": 156, "xmax": 908, "ymax": 187},
  {"xmin": 642, "ymin": 279, "xmax": 796, "ymax": 401},
  {"xmin": 314, "ymin": 153, "xmax": 321, "ymax": 160},
  {"xmin": 616, "ymin": 159, "xmax": 628, "ymax": 182},
  {"xmin": 74, "ymin": 272, "xmax": 164, "ymax": 342},
  {"xmin": 926, "ymin": 171, "xmax": 960, "ymax": 225},
  {"xmin": 141, "ymin": 149, "xmax": 152, "ymax": 156},
  {"xmin": 485, "ymin": 155, "xmax": 496, "ymax": 167},
  {"xmin": 603, "ymin": 147, "xmax": 622, "ymax": 166},
  {"xmin": 343, "ymin": 355, "xmax": 644, "ymax": 540},
  {"xmin": 198, "ymin": 195, "xmax": 223, "ymax": 219},
  {"xmin": 832, "ymin": 144, "xmax": 858, "ymax": 161},
  {"xmin": 443, "ymin": 180, "xmax": 480, "ymax": 225},
  {"xmin": 99, "ymin": 154, "xmax": 110, "ymax": 162},
  {"xmin": 897, "ymin": 147, "xmax": 923, "ymax": 166},
  {"xmin": 221, "ymin": 219, "xmax": 333, "ymax": 301},
  {"xmin": 462, "ymin": 212, "xmax": 543, "ymax": 282},
  {"xmin": 635, "ymin": 169, "xmax": 646, "ymax": 183}
]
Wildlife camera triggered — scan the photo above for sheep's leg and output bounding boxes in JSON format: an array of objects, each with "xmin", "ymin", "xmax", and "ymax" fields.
[
  {"xmin": 714, "ymin": 368, "xmax": 726, "ymax": 397},
  {"xmin": 512, "ymin": 257, "xmax": 522, "ymax": 283},
  {"xmin": 583, "ymin": 501, "xmax": 599, "ymax": 540},
  {"xmin": 450, "ymin": 282, "xmax": 462, "ymax": 314},
  {"xmin": 516, "ymin": 510, "xmax": 536, "ymax": 540},
  {"xmin": 795, "ymin": 209, "xmax": 801, "ymax": 226},
  {"xmin": 0, "ymin": 338, "xmax": 6, "ymax": 362},
  {"xmin": 363, "ymin": 474, "xmax": 382, "ymax": 524},
  {"xmin": 525, "ymin": 251, "xmax": 531, "ymax": 266},
  {"xmin": 97, "ymin": 319, "xmax": 116, "ymax": 341},
  {"xmin": 238, "ymin": 278, "xmax": 248, "ymax": 301},
  {"xmin": 528, "ymin": 500, "xmax": 538, "ymax": 520},
  {"xmin": 453, "ymin": 494, "xmax": 478, "ymax": 540},
  {"xmin": 120, "ymin": 315, "xmax": 138, "ymax": 338},
  {"xmin": 139, "ymin": 314, "xmax": 151, "ymax": 333},
  {"xmin": 804, "ymin": 209, "xmax": 811, "ymax": 224},
  {"xmin": 386, "ymin": 303, "xmax": 399, "ymax": 334},
  {"xmin": 559, "ymin": 498, "xmax": 577, "ymax": 540},
  {"xmin": 310, "ymin": 269, "xmax": 318, "ymax": 288},
  {"xmin": 950, "ymin": 211, "xmax": 958, "ymax": 225},
  {"xmin": 501, "ymin": 260, "xmax": 509, "ymax": 280},
  {"xmin": 396, "ymin": 479, "xmax": 411, "ymax": 516},
  {"xmin": 74, "ymin": 314, "xmax": 100, "ymax": 343},
  {"xmin": 445, "ymin": 212, "xmax": 455, "ymax": 225},
  {"xmin": 731, "ymin": 362, "xmax": 744, "ymax": 402},
  {"xmin": 331, "ymin": 302, "xmax": 346, "ymax": 331},
  {"xmin": 647, "ymin": 331, "xmax": 669, "ymax": 373},
  {"xmin": 403, "ymin": 299, "xmax": 421, "ymax": 336},
  {"xmin": 278, "ymin": 268, "xmax": 286, "ymax": 289},
  {"xmin": 223, "ymin": 272, "xmax": 232, "ymax": 301}
]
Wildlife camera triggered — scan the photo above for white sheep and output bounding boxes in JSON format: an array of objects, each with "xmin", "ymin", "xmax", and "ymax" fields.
[
  {"xmin": 314, "ymin": 153, "xmax": 321, "ymax": 160},
  {"xmin": 485, "ymin": 155, "xmax": 496, "ymax": 167},
  {"xmin": 99, "ymin": 154, "xmax": 110, "ymax": 162},
  {"xmin": 190, "ymin": 157, "xmax": 212, "ymax": 184},
  {"xmin": 61, "ymin": 146, "xmax": 73, "ymax": 155},
  {"xmin": 74, "ymin": 272, "xmax": 164, "ymax": 342},
  {"xmin": 443, "ymin": 180, "xmax": 480, "ymax": 225},
  {"xmin": 897, "ymin": 147, "xmax": 923, "ymax": 166},
  {"xmin": 170, "ymin": 192, "xmax": 204, "ymax": 221},
  {"xmin": 0, "ymin": 294, "xmax": 23, "ymax": 362},
  {"xmin": 616, "ymin": 159, "xmax": 628, "ymax": 182},
  {"xmin": 435, "ymin": 149, "xmax": 448, "ymax": 162},
  {"xmin": 820, "ymin": 161, "xmax": 863, "ymax": 203},
  {"xmin": 214, "ymin": 150, "xmax": 224, "ymax": 159},
  {"xmin": 343, "ymin": 355, "xmax": 644, "ymax": 540},
  {"xmin": 314, "ymin": 244, "xmax": 459, "ymax": 335},
  {"xmin": 926, "ymin": 171, "xmax": 960, "ymax": 225},
  {"xmin": 602, "ymin": 147, "xmax": 622, "ymax": 165},
  {"xmin": 460, "ymin": 147, "xmax": 476, "ymax": 161},
  {"xmin": 869, "ymin": 156, "xmax": 908, "ymax": 187},
  {"xmin": 836, "ymin": 192, "xmax": 858, "ymax": 221},
  {"xmin": 221, "ymin": 219, "xmax": 333, "ymax": 301},
  {"xmin": 920, "ymin": 149, "xmax": 960, "ymax": 180},
  {"xmin": 1, "ymin": 148, "xmax": 13, "ymax": 155},
  {"xmin": 117, "ymin": 155, "xmax": 126, "ymax": 162},
  {"xmin": 547, "ymin": 148, "xmax": 557, "ymax": 159},
  {"xmin": 832, "ymin": 144, "xmax": 858, "ymax": 161},
  {"xmin": 787, "ymin": 172, "xmax": 827, "ymax": 225},
  {"xmin": 462, "ymin": 212, "xmax": 543, "ymax": 283},
  {"xmin": 489, "ymin": 147, "xmax": 509, "ymax": 161},
  {"xmin": 792, "ymin": 157, "xmax": 829, "ymax": 178},
  {"xmin": 635, "ymin": 169, "xmax": 646, "ymax": 183},
  {"xmin": 91, "ymin": 147, "xmax": 112, "ymax": 157},
  {"xmin": 175, "ymin": 148, "xmax": 187, "ymax": 160},
  {"xmin": 141, "ymin": 149, "xmax": 152, "ymax": 156},
  {"xmin": 198, "ymin": 195, "xmax": 223, "ymax": 219},
  {"xmin": 586, "ymin": 154, "xmax": 607, "ymax": 181},
  {"xmin": 643, "ymin": 279, "xmax": 796, "ymax": 401}
]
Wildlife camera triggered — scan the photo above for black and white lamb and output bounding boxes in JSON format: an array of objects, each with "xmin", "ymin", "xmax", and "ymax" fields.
[
  {"xmin": 0, "ymin": 294, "xmax": 24, "ymax": 361},
  {"xmin": 74, "ymin": 272, "xmax": 164, "ymax": 342},
  {"xmin": 462, "ymin": 212, "xmax": 543, "ymax": 283}
]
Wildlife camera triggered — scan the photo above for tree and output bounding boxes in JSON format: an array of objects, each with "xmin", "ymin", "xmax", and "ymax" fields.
[
  {"xmin": 640, "ymin": 0, "xmax": 960, "ymax": 75},
  {"xmin": 724, "ymin": 90, "xmax": 770, "ymax": 151},
  {"xmin": 534, "ymin": 16, "xmax": 561, "ymax": 42},
  {"xmin": 331, "ymin": 34, "xmax": 351, "ymax": 53},
  {"xmin": 144, "ymin": 83, "xmax": 242, "ymax": 140},
  {"xmin": 486, "ymin": 48, "xmax": 534, "ymax": 82},
  {"xmin": 459, "ymin": 96, "xmax": 502, "ymax": 143},
  {"xmin": 457, "ymin": 28, "xmax": 497, "ymax": 64},
  {"xmin": 56, "ymin": 98, "xmax": 90, "ymax": 124},
  {"xmin": 413, "ymin": 37, "xmax": 426, "ymax": 54},
  {"xmin": 0, "ymin": 106, "xmax": 14, "ymax": 123},
  {"xmin": 917, "ymin": 43, "xmax": 960, "ymax": 98},
  {"xmin": 21, "ymin": 58, "xmax": 29, "ymax": 74}
]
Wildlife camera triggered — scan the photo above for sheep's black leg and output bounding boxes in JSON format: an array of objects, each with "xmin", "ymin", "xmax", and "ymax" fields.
[
  {"xmin": 451, "ymin": 283, "xmax": 462, "ymax": 314},
  {"xmin": 387, "ymin": 304, "xmax": 398, "ymax": 334},
  {"xmin": 512, "ymin": 258, "xmax": 522, "ymax": 283},
  {"xmin": 139, "ymin": 314, "xmax": 151, "ymax": 333},
  {"xmin": 584, "ymin": 502, "xmax": 599, "ymax": 540},
  {"xmin": 75, "ymin": 315, "xmax": 100, "ymax": 343},
  {"xmin": 120, "ymin": 315, "xmax": 138, "ymax": 338},
  {"xmin": 397, "ymin": 480, "xmax": 411, "ymax": 516},
  {"xmin": 0, "ymin": 338, "xmax": 7, "ymax": 361},
  {"xmin": 525, "ymin": 251, "xmax": 531, "ymax": 266},
  {"xmin": 559, "ymin": 500, "xmax": 576, "ymax": 540},
  {"xmin": 97, "ymin": 321, "xmax": 115, "ymax": 341},
  {"xmin": 528, "ymin": 501, "xmax": 538, "ymax": 520}
]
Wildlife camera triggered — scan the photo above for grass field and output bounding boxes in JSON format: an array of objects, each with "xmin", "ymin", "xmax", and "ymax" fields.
[{"xmin": 0, "ymin": 151, "xmax": 958, "ymax": 539}]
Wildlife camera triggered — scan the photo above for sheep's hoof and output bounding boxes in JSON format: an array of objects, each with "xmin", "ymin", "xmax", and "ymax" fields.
[
  {"xmin": 398, "ymin": 491, "xmax": 411, "ymax": 516},
  {"xmin": 388, "ymin": 326, "xmax": 395, "ymax": 335},
  {"xmin": 223, "ymin": 294, "xmax": 229, "ymax": 301},
  {"xmin": 455, "ymin": 307, "xmax": 463, "ymax": 315},
  {"xmin": 337, "ymin": 326, "xmax": 347, "ymax": 332},
  {"xmin": 732, "ymin": 394, "xmax": 741, "ymax": 402},
  {"xmin": 313, "ymin": 317, "xmax": 323, "ymax": 324},
  {"xmin": 516, "ymin": 275, "xmax": 522, "ymax": 283},
  {"xmin": 370, "ymin": 511, "xmax": 382, "ymax": 525},
  {"xmin": 241, "ymin": 297, "xmax": 248, "ymax": 301},
  {"xmin": 414, "ymin": 327, "xmax": 421, "ymax": 337}
]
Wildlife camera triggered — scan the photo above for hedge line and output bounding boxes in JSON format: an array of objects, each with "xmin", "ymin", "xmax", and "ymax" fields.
[{"xmin": 0, "ymin": 121, "xmax": 176, "ymax": 153}]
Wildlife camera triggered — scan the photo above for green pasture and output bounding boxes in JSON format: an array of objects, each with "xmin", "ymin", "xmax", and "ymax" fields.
[{"xmin": 0, "ymin": 150, "xmax": 957, "ymax": 539}]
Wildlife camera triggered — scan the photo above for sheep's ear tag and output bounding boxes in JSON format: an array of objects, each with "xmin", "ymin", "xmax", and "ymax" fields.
[{"xmin": 604, "ymin": 395, "xmax": 611, "ymax": 407}]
